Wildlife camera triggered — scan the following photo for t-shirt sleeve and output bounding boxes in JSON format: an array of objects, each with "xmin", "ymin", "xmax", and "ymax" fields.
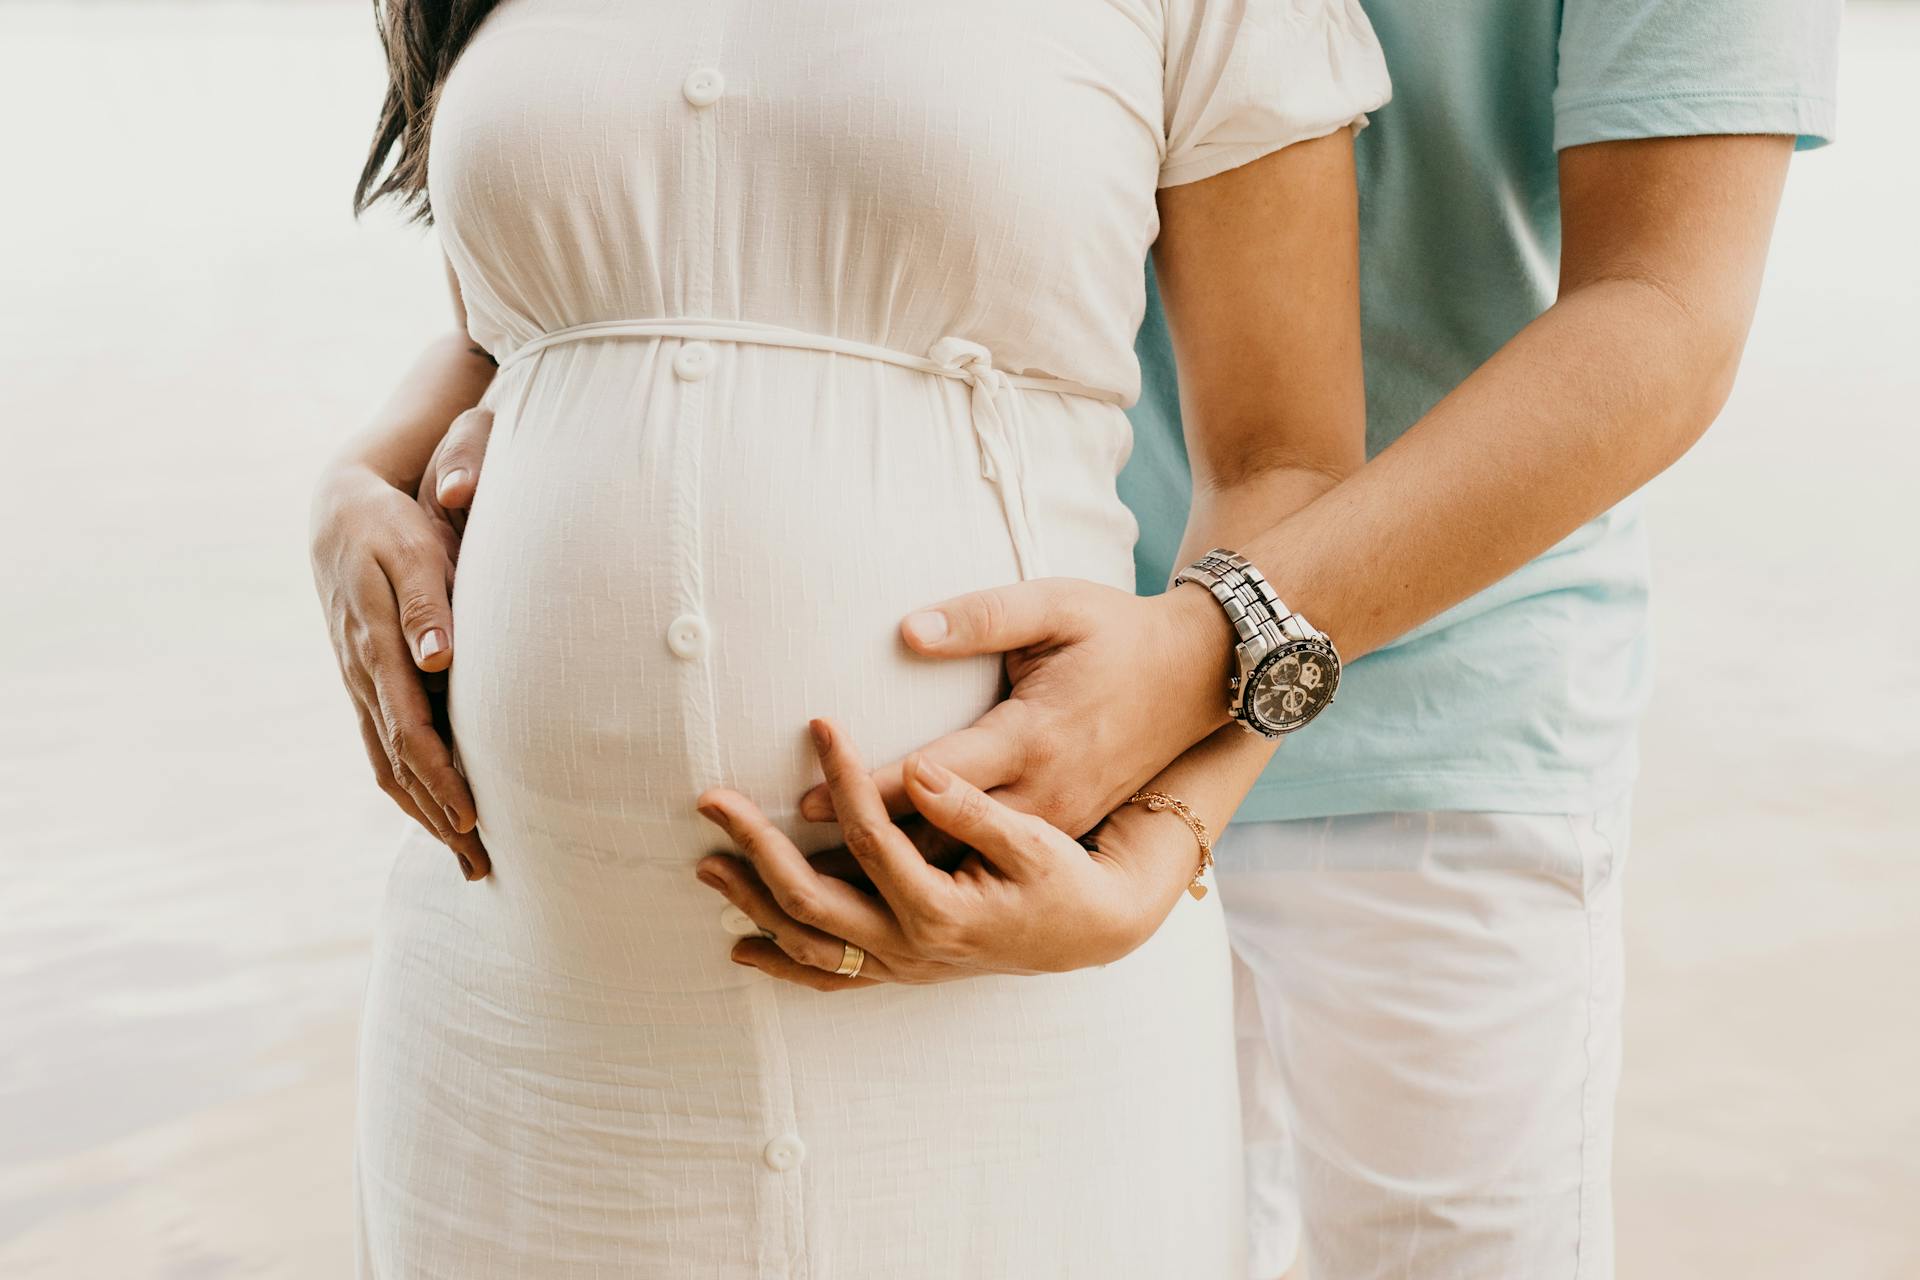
[
  {"xmin": 1555, "ymin": 0, "xmax": 1843, "ymax": 152},
  {"xmin": 1159, "ymin": 0, "xmax": 1392, "ymax": 188}
]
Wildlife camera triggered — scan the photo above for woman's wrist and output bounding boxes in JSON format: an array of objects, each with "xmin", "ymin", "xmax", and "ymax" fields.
[{"xmin": 1091, "ymin": 802, "xmax": 1212, "ymax": 944}]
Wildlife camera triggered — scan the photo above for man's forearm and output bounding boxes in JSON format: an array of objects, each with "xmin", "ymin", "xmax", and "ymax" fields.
[
  {"xmin": 1118, "ymin": 274, "xmax": 1743, "ymax": 885},
  {"xmin": 332, "ymin": 331, "xmax": 497, "ymax": 493},
  {"xmin": 1238, "ymin": 276, "xmax": 1749, "ymax": 662},
  {"xmin": 1217, "ymin": 135, "xmax": 1792, "ymax": 662}
]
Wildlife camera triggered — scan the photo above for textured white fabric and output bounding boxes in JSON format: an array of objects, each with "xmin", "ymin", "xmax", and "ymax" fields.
[
  {"xmin": 495, "ymin": 317, "xmax": 1129, "ymax": 581},
  {"xmin": 353, "ymin": 1, "xmax": 1388, "ymax": 1276},
  {"xmin": 1218, "ymin": 802, "xmax": 1633, "ymax": 1280}
]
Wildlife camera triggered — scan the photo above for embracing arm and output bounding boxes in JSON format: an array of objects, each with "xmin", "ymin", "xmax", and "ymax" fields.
[
  {"xmin": 1231, "ymin": 134, "xmax": 1793, "ymax": 662},
  {"xmin": 832, "ymin": 131, "xmax": 1796, "ymax": 840},
  {"xmin": 308, "ymin": 259, "xmax": 498, "ymax": 877}
]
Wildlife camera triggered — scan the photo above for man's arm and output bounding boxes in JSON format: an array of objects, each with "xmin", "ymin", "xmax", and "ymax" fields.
[
  {"xmin": 831, "ymin": 133, "xmax": 1795, "ymax": 838},
  {"xmin": 1238, "ymin": 133, "xmax": 1793, "ymax": 662}
]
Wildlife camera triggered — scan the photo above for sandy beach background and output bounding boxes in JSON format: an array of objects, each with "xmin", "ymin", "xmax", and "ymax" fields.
[{"xmin": 1, "ymin": 2, "xmax": 1915, "ymax": 1276}]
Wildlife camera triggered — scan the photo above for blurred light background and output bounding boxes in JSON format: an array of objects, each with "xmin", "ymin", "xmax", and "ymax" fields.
[{"xmin": 1, "ymin": 2, "xmax": 1915, "ymax": 1276}]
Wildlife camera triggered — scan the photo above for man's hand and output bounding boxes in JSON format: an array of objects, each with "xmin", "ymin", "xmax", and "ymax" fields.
[
  {"xmin": 415, "ymin": 404, "xmax": 494, "ymax": 540},
  {"xmin": 796, "ymin": 579, "xmax": 1233, "ymax": 839},
  {"xmin": 697, "ymin": 718, "xmax": 1198, "ymax": 990},
  {"xmin": 308, "ymin": 404, "xmax": 494, "ymax": 879}
]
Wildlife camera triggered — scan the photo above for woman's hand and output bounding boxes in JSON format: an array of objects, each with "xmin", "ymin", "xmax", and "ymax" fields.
[
  {"xmin": 309, "ymin": 448, "xmax": 490, "ymax": 879},
  {"xmin": 695, "ymin": 718, "xmax": 1200, "ymax": 990},
  {"xmin": 795, "ymin": 580, "xmax": 1234, "ymax": 840}
]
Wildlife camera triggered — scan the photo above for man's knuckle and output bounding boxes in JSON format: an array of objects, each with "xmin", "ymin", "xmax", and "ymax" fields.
[
  {"xmin": 396, "ymin": 591, "xmax": 445, "ymax": 632},
  {"xmin": 377, "ymin": 729, "xmax": 408, "ymax": 772},
  {"xmin": 1055, "ymin": 582, "xmax": 1097, "ymax": 629},
  {"xmin": 952, "ymin": 787, "xmax": 991, "ymax": 831},
  {"xmin": 841, "ymin": 819, "xmax": 890, "ymax": 859},
  {"xmin": 974, "ymin": 591, "xmax": 1008, "ymax": 639},
  {"xmin": 347, "ymin": 624, "xmax": 380, "ymax": 668}
]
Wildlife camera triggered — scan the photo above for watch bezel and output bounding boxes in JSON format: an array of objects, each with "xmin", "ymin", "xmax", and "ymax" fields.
[{"xmin": 1243, "ymin": 637, "xmax": 1341, "ymax": 735}]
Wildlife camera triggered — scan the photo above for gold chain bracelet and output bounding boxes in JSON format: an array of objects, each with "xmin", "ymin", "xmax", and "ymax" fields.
[{"xmin": 1126, "ymin": 790, "xmax": 1214, "ymax": 900}]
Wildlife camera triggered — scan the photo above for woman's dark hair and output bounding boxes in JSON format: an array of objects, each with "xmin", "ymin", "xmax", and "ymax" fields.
[{"xmin": 354, "ymin": 0, "xmax": 501, "ymax": 221}]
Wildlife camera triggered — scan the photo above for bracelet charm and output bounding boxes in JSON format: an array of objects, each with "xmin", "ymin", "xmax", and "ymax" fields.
[{"xmin": 1127, "ymin": 790, "xmax": 1215, "ymax": 900}]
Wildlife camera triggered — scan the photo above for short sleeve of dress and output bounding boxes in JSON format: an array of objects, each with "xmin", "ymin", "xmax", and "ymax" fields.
[{"xmin": 1160, "ymin": 0, "xmax": 1392, "ymax": 189}]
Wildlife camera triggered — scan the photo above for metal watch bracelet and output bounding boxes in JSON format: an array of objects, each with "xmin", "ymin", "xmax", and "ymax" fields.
[{"xmin": 1173, "ymin": 549, "xmax": 1341, "ymax": 738}]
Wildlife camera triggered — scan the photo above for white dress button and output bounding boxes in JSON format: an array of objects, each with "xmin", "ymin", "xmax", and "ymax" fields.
[
  {"xmin": 762, "ymin": 1134, "xmax": 806, "ymax": 1172},
  {"xmin": 666, "ymin": 613, "xmax": 709, "ymax": 659},
  {"xmin": 682, "ymin": 68, "xmax": 725, "ymax": 108},
  {"xmin": 673, "ymin": 341, "xmax": 714, "ymax": 382},
  {"xmin": 720, "ymin": 905, "xmax": 759, "ymax": 937}
]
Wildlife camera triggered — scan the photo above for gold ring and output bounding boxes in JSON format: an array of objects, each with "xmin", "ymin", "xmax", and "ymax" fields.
[{"xmin": 834, "ymin": 942, "xmax": 866, "ymax": 978}]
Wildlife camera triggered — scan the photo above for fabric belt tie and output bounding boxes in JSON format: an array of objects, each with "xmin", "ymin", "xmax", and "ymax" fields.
[{"xmin": 499, "ymin": 318, "xmax": 1123, "ymax": 581}]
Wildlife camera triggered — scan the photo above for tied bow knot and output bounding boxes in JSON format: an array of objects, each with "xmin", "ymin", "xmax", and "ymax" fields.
[
  {"xmin": 929, "ymin": 335, "xmax": 1008, "ymax": 390},
  {"xmin": 928, "ymin": 335, "xmax": 1041, "ymax": 579}
]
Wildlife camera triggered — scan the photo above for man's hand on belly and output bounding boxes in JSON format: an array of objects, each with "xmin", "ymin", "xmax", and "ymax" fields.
[
  {"xmin": 693, "ymin": 718, "xmax": 1203, "ymax": 989},
  {"xmin": 308, "ymin": 404, "xmax": 496, "ymax": 880},
  {"xmin": 795, "ymin": 578, "xmax": 1235, "ymax": 839}
]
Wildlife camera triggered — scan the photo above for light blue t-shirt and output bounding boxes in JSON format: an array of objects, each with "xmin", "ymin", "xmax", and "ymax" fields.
[{"xmin": 1123, "ymin": 0, "xmax": 1841, "ymax": 821}]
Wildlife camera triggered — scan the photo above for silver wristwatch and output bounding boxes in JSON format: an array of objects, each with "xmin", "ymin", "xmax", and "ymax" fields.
[{"xmin": 1173, "ymin": 549, "xmax": 1341, "ymax": 739}]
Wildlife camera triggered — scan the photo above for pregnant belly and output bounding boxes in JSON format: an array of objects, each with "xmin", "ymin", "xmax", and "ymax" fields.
[{"xmin": 445, "ymin": 342, "xmax": 1137, "ymax": 881}]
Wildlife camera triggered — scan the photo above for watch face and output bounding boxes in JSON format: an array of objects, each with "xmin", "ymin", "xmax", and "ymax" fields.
[{"xmin": 1247, "ymin": 640, "xmax": 1339, "ymax": 734}]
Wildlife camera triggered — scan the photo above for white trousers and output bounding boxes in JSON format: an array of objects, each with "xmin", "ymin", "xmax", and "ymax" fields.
[{"xmin": 1217, "ymin": 802, "xmax": 1632, "ymax": 1280}]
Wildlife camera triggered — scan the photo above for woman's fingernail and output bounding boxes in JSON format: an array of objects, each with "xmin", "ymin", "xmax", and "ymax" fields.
[
  {"xmin": 456, "ymin": 854, "xmax": 474, "ymax": 879},
  {"xmin": 809, "ymin": 719, "xmax": 832, "ymax": 753},
  {"xmin": 904, "ymin": 611, "xmax": 948, "ymax": 646},
  {"xmin": 436, "ymin": 469, "xmax": 469, "ymax": 503},
  {"xmin": 913, "ymin": 754, "xmax": 950, "ymax": 793},
  {"xmin": 696, "ymin": 867, "xmax": 726, "ymax": 891},
  {"xmin": 442, "ymin": 803, "xmax": 462, "ymax": 831},
  {"xmin": 419, "ymin": 628, "xmax": 447, "ymax": 660}
]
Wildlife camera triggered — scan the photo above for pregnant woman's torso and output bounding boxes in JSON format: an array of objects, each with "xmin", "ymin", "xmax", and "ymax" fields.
[{"xmin": 429, "ymin": 0, "xmax": 1184, "ymax": 888}]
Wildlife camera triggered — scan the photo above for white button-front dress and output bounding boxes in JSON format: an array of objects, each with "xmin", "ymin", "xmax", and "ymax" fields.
[{"xmin": 352, "ymin": 2, "xmax": 1389, "ymax": 1276}]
